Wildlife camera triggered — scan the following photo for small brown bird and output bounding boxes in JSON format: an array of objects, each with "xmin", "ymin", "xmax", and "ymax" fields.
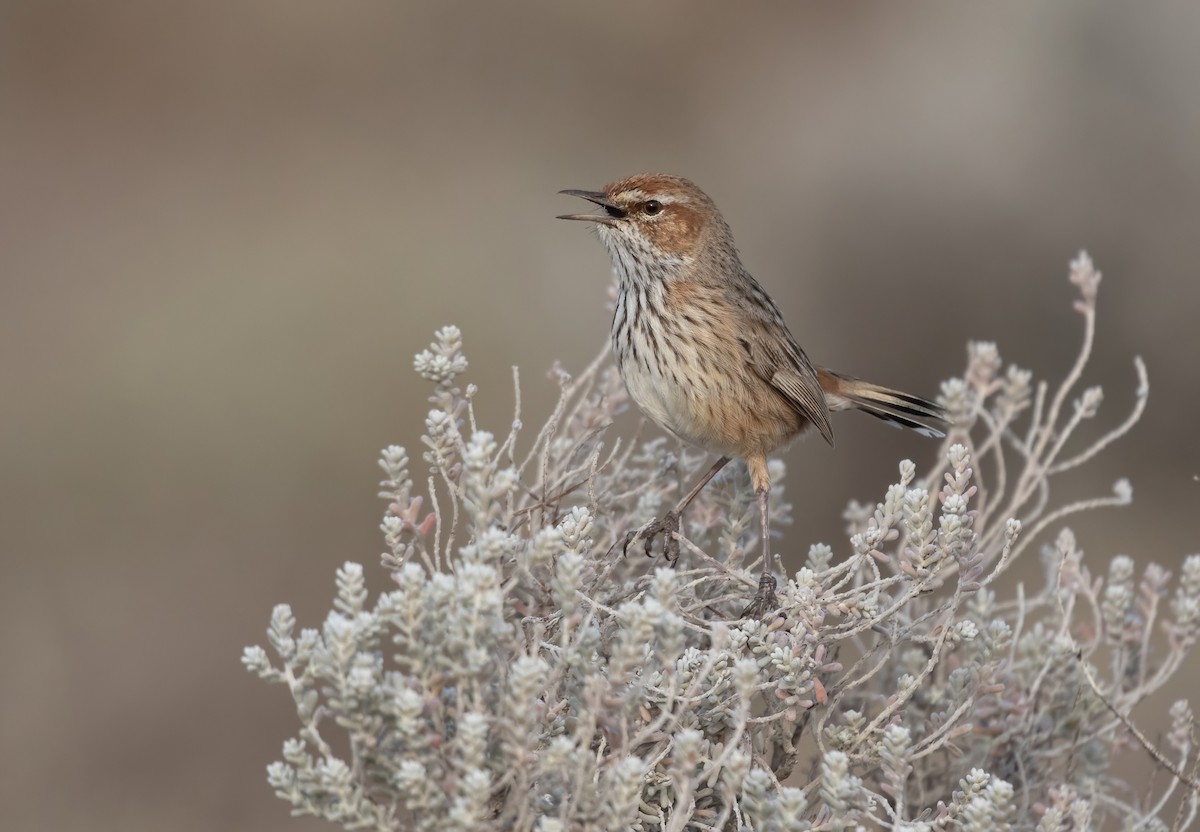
[{"xmin": 558, "ymin": 174, "xmax": 946, "ymax": 616}]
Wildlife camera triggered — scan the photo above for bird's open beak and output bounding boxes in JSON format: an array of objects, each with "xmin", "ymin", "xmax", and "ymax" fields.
[{"xmin": 557, "ymin": 189, "xmax": 626, "ymax": 225}]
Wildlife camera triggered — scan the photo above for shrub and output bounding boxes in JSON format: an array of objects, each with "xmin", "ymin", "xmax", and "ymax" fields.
[{"xmin": 244, "ymin": 253, "xmax": 1198, "ymax": 830}]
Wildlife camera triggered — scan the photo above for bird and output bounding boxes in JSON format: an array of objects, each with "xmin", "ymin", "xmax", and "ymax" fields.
[{"xmin": 557, "ymin": 174, "xmax": 946, "ymax": 617}]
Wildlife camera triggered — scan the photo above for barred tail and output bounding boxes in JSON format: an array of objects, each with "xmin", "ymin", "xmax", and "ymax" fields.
[{"xmin": 817, "ymin": 369, "xmax": 948, "ymax": 439}]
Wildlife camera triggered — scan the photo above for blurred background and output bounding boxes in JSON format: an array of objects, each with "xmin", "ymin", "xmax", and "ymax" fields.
[{"xmin": 3, "ymin": 1, "xmax": 1198, "ymax": 828}]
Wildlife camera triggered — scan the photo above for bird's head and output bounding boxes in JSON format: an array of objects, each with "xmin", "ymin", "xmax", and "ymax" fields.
[{"xmin": 558, "ymin": 174, "xmax": 725, "ymax": 282}]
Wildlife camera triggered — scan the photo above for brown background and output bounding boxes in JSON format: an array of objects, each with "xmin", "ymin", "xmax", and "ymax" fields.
[{"xmin": 3, "ymin": 2, "xmax": 1198, "ymax": 829}]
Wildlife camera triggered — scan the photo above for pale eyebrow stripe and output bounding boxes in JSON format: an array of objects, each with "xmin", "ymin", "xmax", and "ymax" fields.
[{"xmin": 620, "ymin": 191, "xmax": 681, "ymax": 204}]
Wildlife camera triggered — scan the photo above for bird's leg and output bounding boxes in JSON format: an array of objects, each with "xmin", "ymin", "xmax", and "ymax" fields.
[
  {"xmin": 624, "ymin": 455, "xmax": 731, "ymax": 563},
  {"xmin": 740, "ymin": 457, "xmax": 780, "ymax": 619}
]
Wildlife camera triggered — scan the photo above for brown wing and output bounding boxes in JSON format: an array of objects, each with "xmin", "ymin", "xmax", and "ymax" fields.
[
  {"xmin": 761, "ymin": 342, "xmax": 836, "ymax": 446},
  {"xmin": 737, "ymin": 285, "xmax": 836, "ymax": 446}
]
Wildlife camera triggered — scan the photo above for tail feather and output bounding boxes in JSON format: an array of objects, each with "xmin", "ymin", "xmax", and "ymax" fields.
[{"xmin": 817, "ymin": 369, "xmax": 948, "ymax": 439}]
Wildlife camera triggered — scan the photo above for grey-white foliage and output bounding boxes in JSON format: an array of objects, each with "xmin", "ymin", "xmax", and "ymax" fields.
[{"xmin": 244, "ymin": 254, "xmax": 1199, "ymax": 831}]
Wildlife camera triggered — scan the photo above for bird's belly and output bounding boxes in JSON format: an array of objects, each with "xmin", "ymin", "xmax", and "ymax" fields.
[
  {"xmin": 620, "ymin": 357, "xmax": 696, "ymax": 439},
  {"xmin": 618, "ymin": 354, "xmax": 743, "ymax": 456},
  {"xmin": 617, "ymin": 351, "xmax": 804, "ymax": 458}
]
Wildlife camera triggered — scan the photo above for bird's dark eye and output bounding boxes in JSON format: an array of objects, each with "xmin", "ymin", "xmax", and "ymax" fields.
[{"xmin": 643, "ymin": 200, "xmax": 663, "ymax": 215}]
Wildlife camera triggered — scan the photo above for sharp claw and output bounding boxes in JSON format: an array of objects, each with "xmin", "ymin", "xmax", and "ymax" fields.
[
  {"xmin": 622, "ymin": 512, "xmax": 687, "ymax": 564},
  {"xmin": 661, "ymin": 510, "xmax": 680, "ymax": 564},
  {"xmin": 621, "ymin": 529, "xmax": 638, "ymax": 559}
]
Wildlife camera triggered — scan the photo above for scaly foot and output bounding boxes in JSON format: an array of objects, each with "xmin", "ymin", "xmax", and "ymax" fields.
[
  {"xmin": 622, "ymin": 510, "xmax": 682, "ymax": 564},
  {"xmin": 739, "ymin": 573, "xmax": 780, "ymax": 619}
]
